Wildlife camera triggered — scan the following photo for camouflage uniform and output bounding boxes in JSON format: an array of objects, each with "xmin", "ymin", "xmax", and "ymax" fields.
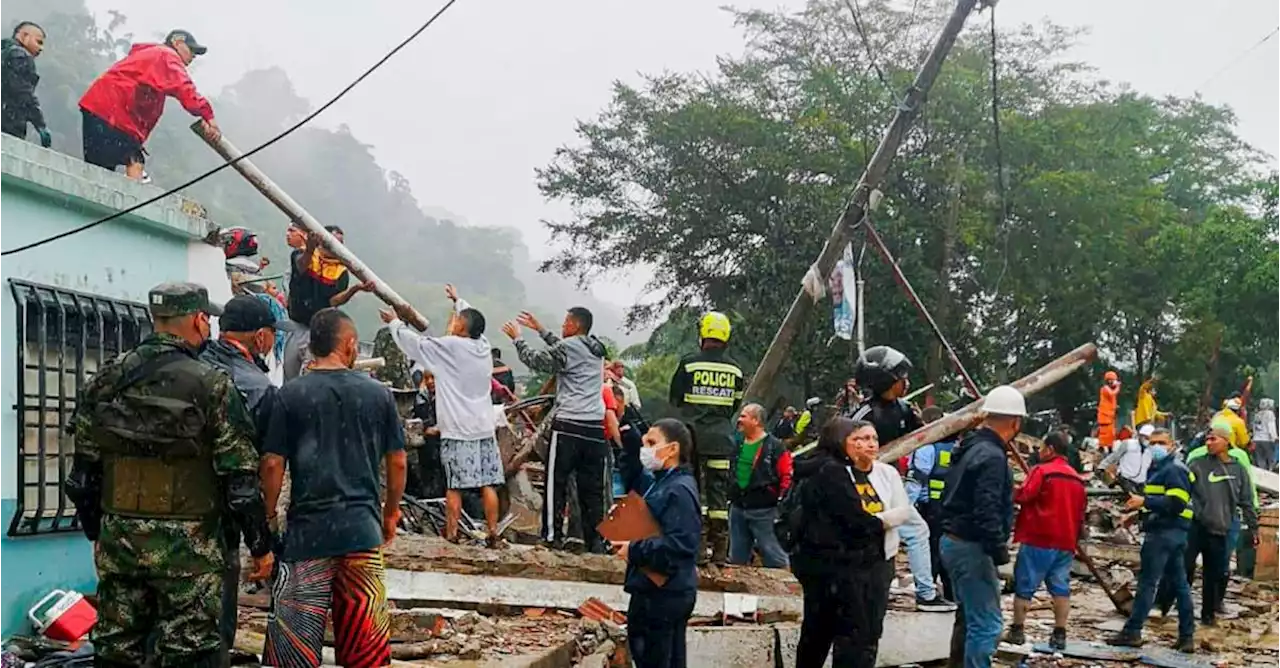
[{"xmin": 66, "ymin": 283, "xmax": 269, "ymax": 668}]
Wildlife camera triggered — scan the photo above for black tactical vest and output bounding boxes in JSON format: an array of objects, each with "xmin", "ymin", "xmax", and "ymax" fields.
[{"xmin": 88, "ymin": 347, "xmax": 222, "ymax": 520}]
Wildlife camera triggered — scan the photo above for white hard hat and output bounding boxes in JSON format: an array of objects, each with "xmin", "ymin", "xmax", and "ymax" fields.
[
  {"xmin": 806, "ymin": 397, "xmax": 822, "ymax": 408},
  {"xmin": 982, "ymin": 385, "xmax": 1027, "ymax": 417},
  {"xmin": 1138, "ymin": 424, "xmax": 1155, "ymax": 438}
]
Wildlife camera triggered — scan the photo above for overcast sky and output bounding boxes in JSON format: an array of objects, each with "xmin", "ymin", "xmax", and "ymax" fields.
[{"xmin": 85, "ymin": 0, "xmax": 1279, "ymax": 307}]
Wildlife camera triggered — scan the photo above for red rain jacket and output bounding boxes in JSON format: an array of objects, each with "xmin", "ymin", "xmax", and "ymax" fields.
[
  {"xmin": 79, "ymin": 43, "xmax": 214, "ymax": 143},
  {"xmin": 1013, "ymin": 454, "xmax": 1086, "ymax": 553}
]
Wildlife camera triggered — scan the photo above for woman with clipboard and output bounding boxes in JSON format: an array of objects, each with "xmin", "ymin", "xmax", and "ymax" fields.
[{"xmin": 606, "ymin": 419, "xmax": 703, "ymax": 668}]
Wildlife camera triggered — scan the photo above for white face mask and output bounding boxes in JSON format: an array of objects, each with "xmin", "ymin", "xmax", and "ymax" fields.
[{"xmin": 640, "ymin": 445, "xmax": 667, "ymax": 472}]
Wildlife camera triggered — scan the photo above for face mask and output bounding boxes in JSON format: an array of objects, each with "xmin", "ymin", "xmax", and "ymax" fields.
[
  {"xmin": 640, "ymin": 445, "xmax": 668, "ymax": 472},
  {"xmin": 1150, "ymin": 446, "xmax": 1169, "ymax": 462}
]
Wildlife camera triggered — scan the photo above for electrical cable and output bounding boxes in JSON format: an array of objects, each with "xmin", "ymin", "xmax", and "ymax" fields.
[
  {"xmin": 841, "ymin": 0, "xmax": 892, "ymax": 91},
  {"xmin": 1194, "ymin": 25, "xmax": 1278, "ymax": 92},
  {"xmin": 2, "ymin": 0, "xmax": 462, "ymax": 257}
]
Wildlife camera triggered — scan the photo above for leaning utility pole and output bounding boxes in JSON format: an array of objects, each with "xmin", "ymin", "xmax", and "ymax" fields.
[
  {"xmin": 192, "ymin": 123, "xmax": 430, "ymax": 331},
  {"xmin": 743, "ymin": 0, "xmax": 983, "ymax": 402}
]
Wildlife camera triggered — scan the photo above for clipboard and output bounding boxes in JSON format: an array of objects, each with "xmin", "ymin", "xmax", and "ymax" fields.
[{"xmin": 598, "ymin": 491, "xmax": 669, "ymax": 587}]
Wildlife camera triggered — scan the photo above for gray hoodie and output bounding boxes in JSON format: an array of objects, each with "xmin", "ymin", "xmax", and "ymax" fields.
[
  {"xmin": 1253, "ymin": 399, "xmax": 1278, "ymax": 442},
  {"xmin": 515, "ymin": 329, "xmax": 607, "ymax": 422},
  {"xmin": 388, "ymin": 299, "xmax": 496, "ymax": 442},
  {"xmin": 1187, "ymin": 454, "xmax": 1257, "ymax": 536}
]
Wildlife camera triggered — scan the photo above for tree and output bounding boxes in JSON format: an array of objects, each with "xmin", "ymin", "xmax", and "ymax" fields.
[{"xmin": 536, "ymin": 0, "xmax": 1276, "ymax": 421}]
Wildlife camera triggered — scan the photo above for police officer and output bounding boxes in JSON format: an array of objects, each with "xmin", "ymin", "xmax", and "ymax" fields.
[
  {"xmin": 198, "ymin": 294, "xmax": 283, "ymax": 663},
  {"xmin": 66, "ymin": 282, "xmax": 274, "ymax": 668},
  {"xmin": 668, "ymin": 311, "xmax": 744, "ymax": 564},
  {"xmin": 850, "ymin": 345, "xmax": 922, "ymax": 445}
]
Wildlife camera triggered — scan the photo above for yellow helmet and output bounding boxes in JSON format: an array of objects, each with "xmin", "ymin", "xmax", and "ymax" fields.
[{"xmin": 699, "ymin": 311, "xmax": 731, "ymax": 343}]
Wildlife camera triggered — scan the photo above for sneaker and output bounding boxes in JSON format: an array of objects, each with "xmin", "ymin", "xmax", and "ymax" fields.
[
  {"xmin": 139, "ymin": 170, "xmax": 153, "ymax": 184},
  {"xmin": 1173, "ymin": 636, "xmax": 1195, "ymax": 653},
  {"xmin": 917, "ymin": 596, "xmax": 958, "ymax": 613},
  {"xmin": 1049, "ymin": 627, "xmax": 1067, "ymax": 651},
  {"xmin": 1106, "ymin": 631, "xmax": 1144, "ymax": 648},
  {"xmin": 1002, "ymin": 625, "xmax": 1026, "ymax": 645}
]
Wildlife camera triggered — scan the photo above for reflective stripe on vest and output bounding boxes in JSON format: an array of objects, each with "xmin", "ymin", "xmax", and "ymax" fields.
[{"xmin": 705, "ymin": 458, "xmax": 732, "ymax": 470}]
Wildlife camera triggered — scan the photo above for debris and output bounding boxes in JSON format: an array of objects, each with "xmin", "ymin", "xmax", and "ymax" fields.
[{"xmin": 578, "ymin": 597, "xmax": 626, "ymax": 625}]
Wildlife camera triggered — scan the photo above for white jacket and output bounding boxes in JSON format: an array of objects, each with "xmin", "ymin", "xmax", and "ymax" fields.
[{"xmin": 865, "ymin": 461, "xmax": 929, "ymax": 561}]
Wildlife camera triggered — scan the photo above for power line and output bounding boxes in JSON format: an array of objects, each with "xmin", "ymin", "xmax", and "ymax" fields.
[
  {"xmin": 841, "ymin": 0, "xmax": 892, "ymax": 91},
  {"xmin": 1194, "ymin": 25, "xmax": 1278, "ymax": 93},
  {"xmin": 2, "ymin": 0, "xmax": 463, "ymax": 257}
]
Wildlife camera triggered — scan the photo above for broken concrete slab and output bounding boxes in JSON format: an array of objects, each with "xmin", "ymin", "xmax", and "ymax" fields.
[
  {"xmin": 1031, "ymin": 640, "xmax": 1143, "ymax": 661},
  {"xmin": 1081, "ymin": 540, "xmax": 1142, "ymax": 567},
  {"xmin": 385, "ymin": 534, "xmax": 802, "ymax": 597},
  {"xmin": 384, "ymin": 569, "xmax": 804, "ymax": 620},
  {"xmin": 771, "ymin": 611, "xmax": 954, "ymax": 668}
]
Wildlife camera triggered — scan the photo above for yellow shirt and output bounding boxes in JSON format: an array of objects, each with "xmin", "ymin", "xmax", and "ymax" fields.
[
  {"xmin": 1214, "ymin": 408, "xmax": 1251, "ymax": 448},
  {"xmin": 1134, "ymin": 380, "xmax": 1165, "ymax": 426}
]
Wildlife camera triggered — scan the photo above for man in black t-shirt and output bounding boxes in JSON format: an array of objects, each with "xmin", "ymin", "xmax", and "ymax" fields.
[
  {"xmin": 260, "ymin": 308, "xmax": 405, "ymax": 665},
  {"xmin": 282, "ymin": 224, "xmax": 373, "ymax": 380}
]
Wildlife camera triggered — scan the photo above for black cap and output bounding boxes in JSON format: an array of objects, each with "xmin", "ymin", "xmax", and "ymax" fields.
[
  {"xmin": 219, "ymin": 295, "xmax": 292, "ymax": 332},
  {"xmin": 165, "ymin": 29, "xmax": 207, "ymax": 55}
]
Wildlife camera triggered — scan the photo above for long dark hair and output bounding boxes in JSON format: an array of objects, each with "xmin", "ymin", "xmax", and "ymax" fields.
[
  {"xmin": 815, "ymin": 417, "xmax": 874, "ymax": 460},
  {"xmin": 651, "ymin": 418, "xmax": 699, "ymax": 487}
]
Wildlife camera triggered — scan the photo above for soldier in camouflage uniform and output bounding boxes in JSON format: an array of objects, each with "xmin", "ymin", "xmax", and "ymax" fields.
[{"xmin": 66, "ymin": 282, "xmax": 274, "ymax": 668}]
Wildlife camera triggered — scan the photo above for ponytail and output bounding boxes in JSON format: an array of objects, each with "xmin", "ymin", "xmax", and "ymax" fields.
[{"xmin": 651, "ymin": 418, "xmax": 700, "ymax": 489}]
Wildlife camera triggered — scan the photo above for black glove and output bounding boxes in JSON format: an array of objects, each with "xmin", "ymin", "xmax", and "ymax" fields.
[
  {"xmin": 987, "ymin": 543, "xmax": 1011, "ymax": 566},
  {"xmin": 223, "ymin": 472, "xmax": 272, "ymax": 558},
  {"xmin": 66, "ymin": 458, "xmax": 103, "ymax": 541}
]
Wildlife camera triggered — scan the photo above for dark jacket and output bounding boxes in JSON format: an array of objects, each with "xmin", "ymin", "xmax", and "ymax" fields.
[
  {"xmin": 669, "ymin": 347, "xmax": 744, "ymax": 457},
  {"xmin": 939, "ymin": 427, "xmax": 1014, "ymax": 558},
  {"xmin": 1186, "ymin": 453, "xmax": 1256, "ymax": 535},
  {"xmin": 200, "ymin": 338, "xmax": 276, "ymax": 445},
  {"xmin": 790, "ymin": 449, "xmax": 886, "ymax": 577},
  {"xmin": 730, "ymin": 434, "xmax": 793, "ymax": 509},
  {"xmin": 1141, "ymin": 455, "xmax": 1193, "ymax": 533},
  {"xmin": 849, "ymin": 397, "xmax": 922, "ymax": 445},
  {"xmin": 1, "ymin": 38, "xmax": 45, "ymax": 136},
  {"xmin": 624, "ymin": 465, "xmax": 701, "ymax": 596}
]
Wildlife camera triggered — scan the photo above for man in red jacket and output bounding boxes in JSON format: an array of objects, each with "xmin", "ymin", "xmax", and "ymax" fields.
[
  {"xmin": 1003, "ymin": 431, "xmax": 1085, "ymax": 650},
  {"xmin": 79, "ymin": 29, "xmax": 220, "ymax": 179}
]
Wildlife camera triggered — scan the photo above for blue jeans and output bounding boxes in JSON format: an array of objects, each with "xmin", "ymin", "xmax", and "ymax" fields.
[
  {"xmin": 1124, "ymin": 527, "xmax": 1194, "ymax": 639},
  {"xmin": 940, "ymin": 535, "xmax": 1002, "ymax": 668},
  {"xmin": 727, "ymin": 505, "xmax": 789, "ymax": 568},
  {"xmin": 899, "ymin": 521, "xmax": 939, "ymax": 601},
  {"xmin": 1225, "ymin": 512, "xmax": 1241, "ymax": 577}
]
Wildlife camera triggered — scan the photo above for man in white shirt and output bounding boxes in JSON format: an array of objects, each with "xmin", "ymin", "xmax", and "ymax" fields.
[{"xmin": 1099, "ymin": 424, "xmax": 1154, "ymax": 496}]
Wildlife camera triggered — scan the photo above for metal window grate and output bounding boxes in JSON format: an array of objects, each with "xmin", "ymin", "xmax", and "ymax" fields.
[{"xmin": 8, "ymin": 280, "xmax": 152, "ymax": 537}]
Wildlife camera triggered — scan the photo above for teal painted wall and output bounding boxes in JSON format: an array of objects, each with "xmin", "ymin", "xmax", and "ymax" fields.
[{"xmin": 0, "ymin": 185, "xmax": 192, "ymax": 638}]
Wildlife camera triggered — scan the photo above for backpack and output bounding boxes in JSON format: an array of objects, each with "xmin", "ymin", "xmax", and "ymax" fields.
[{"xmin": 774, "ymin": 463, "xmax": 816, "ymax": 554}]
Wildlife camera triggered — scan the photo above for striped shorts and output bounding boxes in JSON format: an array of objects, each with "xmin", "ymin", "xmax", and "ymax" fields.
[{"xmin": 262, "ymin": 550, "xmax": 390, "ymax": 667}]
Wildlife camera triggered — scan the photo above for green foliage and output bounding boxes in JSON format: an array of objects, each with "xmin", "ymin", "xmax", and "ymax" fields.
[
  {"xmin": 537, "ymin": 0, "xmax": 1278, "ymax": 422},
  {"xmin": 632, "ymin": 353, "xmax": 680, "ymax": 419}
]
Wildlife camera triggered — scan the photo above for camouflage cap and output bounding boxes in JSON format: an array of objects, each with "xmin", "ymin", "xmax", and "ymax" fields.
[{"xmin": 148, "ymin": 282, "xmax": 224, "ymax": 318}]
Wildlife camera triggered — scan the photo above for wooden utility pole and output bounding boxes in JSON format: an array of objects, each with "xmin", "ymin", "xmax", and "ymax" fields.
[{"xmin": 743, "ymin": 0, "xmax": 983, "ymax": 402}]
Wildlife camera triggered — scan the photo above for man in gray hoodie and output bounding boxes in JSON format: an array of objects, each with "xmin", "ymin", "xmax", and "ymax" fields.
[
  {"xmin": 383, "ymin": 285, "xmax": 505, "ymax": 548},
  {"xmin": 1172, "ymin": 422, "xmax": 1257, "ymax": 626},
  {"xmin": 503, "ymin": 307, "xmax": 609, "ymax": 552}
]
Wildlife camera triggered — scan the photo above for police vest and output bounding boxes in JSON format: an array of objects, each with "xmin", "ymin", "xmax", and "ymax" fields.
[
  {"xmin": 682, "ymin": 360, "xmax": 744, "ymax": 410},
  {"xmin": 88, "ymin": 348, "xmax": 222, "ymax": 520},
  {"xmin": 926, "ymin": 440, "xmax": 956, "ymax": 502}
]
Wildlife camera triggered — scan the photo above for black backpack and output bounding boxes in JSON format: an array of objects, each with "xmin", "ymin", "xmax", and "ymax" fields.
[{"xmin": 775, "ymin": 450, "xmax": 820, "ymax": 553}]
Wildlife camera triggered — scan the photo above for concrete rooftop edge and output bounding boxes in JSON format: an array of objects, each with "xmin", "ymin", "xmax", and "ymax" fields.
[{"xmin": 0, "ymin": 134, "xmax": 218, "ymax": 242}]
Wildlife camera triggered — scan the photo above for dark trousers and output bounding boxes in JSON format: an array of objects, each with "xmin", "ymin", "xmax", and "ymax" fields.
[
  {"xmin": 542, "ymin": 419, "xmax": 608, "ymax": 548},
  {"xmin": 1157, "ymin": 522, "xmax": 1227, "ymax": 622},
  {"xmin": 1125, "ymin": 528, "xmax": 1194, "ymax": 639},
  {"xmin": 220, "ymin": 550, "xmax": 240, "ymax": 652},
  {"xmin": 796, "ymin": 558, "xmax": 894, "ymax": 668},
  {"xmin": 627, "ymin": 590, "xmax": 697, "ymax": 668},
  {"xmin": 922, "ymin": 503, "xmax": 953, "ymax": 600}
]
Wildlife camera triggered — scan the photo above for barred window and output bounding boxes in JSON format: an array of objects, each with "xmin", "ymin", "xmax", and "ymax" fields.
[{"xmin": 8, "ymin": 280, "xmax": 152, "ymax": 536}]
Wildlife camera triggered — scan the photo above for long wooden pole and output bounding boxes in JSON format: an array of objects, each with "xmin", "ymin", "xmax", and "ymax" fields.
[
  {"xmin": 743, "ymin": 0, "xmax": 982, "ymax": 402},
  {"xmin": 191, "ymin": 122, "xmax": 430, "ymax": 331}
]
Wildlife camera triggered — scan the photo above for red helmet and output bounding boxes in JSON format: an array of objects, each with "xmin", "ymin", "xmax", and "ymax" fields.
[{"xmin": 1104, "ymin": 370, "xmax": 1119, "ymax": 382}]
